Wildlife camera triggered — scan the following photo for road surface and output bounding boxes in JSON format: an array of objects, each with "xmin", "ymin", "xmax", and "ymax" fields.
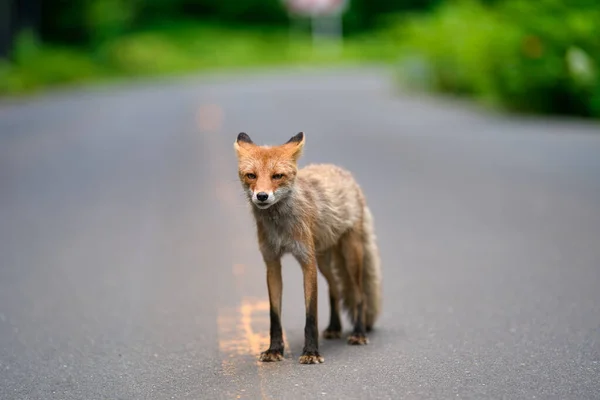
[{"xmin": 1, "ymin": 67, "xmax": 600, "ymax": 399}]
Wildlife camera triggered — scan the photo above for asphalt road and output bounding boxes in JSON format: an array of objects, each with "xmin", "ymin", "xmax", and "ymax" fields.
[{"xmin": 1, "ymin": 67, "xmax": 600, "ymax": 400}]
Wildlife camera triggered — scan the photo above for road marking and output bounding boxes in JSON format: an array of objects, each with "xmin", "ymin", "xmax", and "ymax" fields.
[
  {"xmin": 218, "ymin": 295, "xmax": 292, "ymax": 399},
  {"xmin": 199, "ymin": 101, "xmax": 291, "ymax": 398},
  {"xmin": 217, "ymin": 297, "xmax": 270, "ymax": 360},
  {"xmin": 216, "ymin": 280, "xmax": 292, "ymax": 362}
]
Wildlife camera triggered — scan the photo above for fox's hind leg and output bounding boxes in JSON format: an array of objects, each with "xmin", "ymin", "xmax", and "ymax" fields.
[
  {"xmin": 317, "ymin": 250, "xmax": 342, "ymax": 339},
  {"xmin": 338, "ymin": 226, "xmax": 369, "ymax": 345}
]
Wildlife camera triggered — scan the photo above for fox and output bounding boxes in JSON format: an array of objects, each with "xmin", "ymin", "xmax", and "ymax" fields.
[{"xmin": 233, "ymin": 131, "xmax": 382, "ymax": 364}]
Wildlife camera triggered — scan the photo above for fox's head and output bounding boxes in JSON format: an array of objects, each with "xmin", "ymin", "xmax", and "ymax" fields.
[{"xmin": 234, "ymin": 131, "xmax": 305, "ymax": 210}]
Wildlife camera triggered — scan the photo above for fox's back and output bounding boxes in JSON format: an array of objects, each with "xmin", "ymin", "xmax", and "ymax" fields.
[{"xmin": 297, "ymin": 164, "xmax": 365, "ymax": 251}]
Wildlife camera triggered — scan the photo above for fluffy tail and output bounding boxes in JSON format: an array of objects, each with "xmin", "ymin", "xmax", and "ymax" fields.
[
  {"xmin": 339, "ymin": 204, "xmax": 382, "ymax": 330},
  {"xmin": 361, "ymin": 205, "xmax": 382, "ymax": 330}
]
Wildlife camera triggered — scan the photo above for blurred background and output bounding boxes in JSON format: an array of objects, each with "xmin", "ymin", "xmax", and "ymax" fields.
[
  {"xmin": 1, "ymin": 0, "xmax": 599, "ymax": 118},
  {"xmin": 2, "ymin": 1, "xmax": 600, "ymax": 399}
]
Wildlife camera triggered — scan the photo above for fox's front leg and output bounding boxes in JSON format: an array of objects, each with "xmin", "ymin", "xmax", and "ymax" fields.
[
  {"xmin": 296, "ymin": 254, "xmax": 324, "ymax": 364},
  {"xmin": 259, "ymin": 258, "xmax": 285, "ymax": 362}
]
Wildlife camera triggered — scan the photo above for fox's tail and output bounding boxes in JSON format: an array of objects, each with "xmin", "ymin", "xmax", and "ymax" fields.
[
  {"xmin": 339, "ymin": 204, "xmax": 382, "ymax": 330},
  {"xmin": 361, "ymin": 205, "xmax": 382, "ymax": 330}
]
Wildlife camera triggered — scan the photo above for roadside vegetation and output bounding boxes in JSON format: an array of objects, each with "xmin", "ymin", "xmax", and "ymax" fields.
[{"xmin": 1, "ymin": 0, "xmax": 597, "ymax": 118}]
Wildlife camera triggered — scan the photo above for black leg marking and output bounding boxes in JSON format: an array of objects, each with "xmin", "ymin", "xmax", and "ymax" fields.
[
  {"xmin": 323, "ymin": 294, "xmax": 342, "ymax": 339},
  {"xmin": 348, "ymin": 301, "xmax": 368, "ymax": 345},
  {"xmin": 259, "ymin": 308, "xmax": 285, "ymax": 362},
  {"xmin": 260, "ymin": 259, "xmax": 284, "ymax": 362},
  {"xmin": 303, "ymin": 313, "xmax": 319, "ymax": 353},
  {"xmin": 299, "ymin": 297, "xmax": 324, "ymax": 364}
]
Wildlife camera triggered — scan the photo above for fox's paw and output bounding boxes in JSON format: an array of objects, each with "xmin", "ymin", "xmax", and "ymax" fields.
[
  {"xmin": 347, "ymin": 334, "xmax": 369, "ymax": 345},
  {"xmin": 299, "ymin": 351, "xmax": 324, "ymax": 364},
  {"xmin": 323, "ymin": 328, "xmax": 342, "ymax": 339},
  {"xmin": 259, "ymin": 349, "xmax": 284, "ymax": 362}
]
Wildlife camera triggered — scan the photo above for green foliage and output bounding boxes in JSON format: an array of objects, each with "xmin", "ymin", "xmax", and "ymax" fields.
[
  {"xmin": 39, "ymin": 0, "xmax": 291, "ymax": 45},
  {"xmin": 36, "ymin": 0, "xmax": 441, "ymax": 47},
  {"xmin": 5, "ymin": 0, "xmax": 599, "ymax": 120},
  {"xmin": 86, "ymin": 0, "xmax": 138, "ymax": 44},
  {"xmin": 343, "ymin": 0, "xmax": 442, "ymax": 32},
  {"xmin": 0, "ymin": 24, "xmax": 394, "ymax": 96},
  {"xmin": 0, "ymin": 31, "xmax": 108, "ymax": 94},
  {"xmin": 394, "ymin": 0, "xmax": 600, "ymax": 117}
]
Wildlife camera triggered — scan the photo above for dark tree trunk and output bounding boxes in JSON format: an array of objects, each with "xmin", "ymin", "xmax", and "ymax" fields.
[
  {"xmin": 0, "ymin": 0, "xmax": 12, "ymax": 59},
  {"xmin": 0, "ymin": 0, "xmax": 41, "ymax": 59}
]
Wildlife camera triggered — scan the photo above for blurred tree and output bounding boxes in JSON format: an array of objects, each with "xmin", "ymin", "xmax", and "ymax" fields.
[
  {"xmin": 344, "ymin": 0, "xmax": 442, "ymax": 32},
  {"xmin": 1, "ymin": 0, "xmax": 42, "ymax": 59},
  {"xmin": 39, "ymin": 0, "xmax": 90, "ymax": 45},
  {"xmin": 0, "ymin": 0, "xmax": 11, "ymax": 58},
  {"xmin": 33, "ymin": 0, "xmax": 450, "ymax": 47},
  {"xmin": 38, "ymin": 0, "xmax": 290, "ymax": 46},
  {"xmin": 14, "ymin": 0, "xmax": 41, "ymax": 35}
]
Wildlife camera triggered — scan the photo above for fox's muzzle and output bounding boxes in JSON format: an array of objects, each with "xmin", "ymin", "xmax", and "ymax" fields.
[{"xmin": 252, "ymin": 190, "xmax": 276, "ymax": 209}]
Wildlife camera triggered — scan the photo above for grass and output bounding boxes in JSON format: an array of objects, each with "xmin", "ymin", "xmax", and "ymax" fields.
[{"xmin": 0, "ymin": 22, "xmax": 399, "ymax": 96}]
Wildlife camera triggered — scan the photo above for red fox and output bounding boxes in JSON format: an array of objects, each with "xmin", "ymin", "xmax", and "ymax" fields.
[{"xmin": 233, "ymin": 131, "xmax": 382, "ymax": 364}]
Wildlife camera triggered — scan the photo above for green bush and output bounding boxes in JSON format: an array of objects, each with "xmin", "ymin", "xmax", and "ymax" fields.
[
  {"xmin": 394, "ymin": 0, "xmax": 600, "ymax": 118},
  {"xmin": 0, "ymin": 31, "xmax": 108, "ymax": 94},
  {"xmin": 35, "ymin": 0, "xmax": 446, "ymax": 47},
  {"xmin": 38, "ymin": 0, "xmax": 291, "ymax": 46},
  {"xmin": 0, "ymin": 24, "xmax": 392, "ymax": 95},
  {"xmin": 86, "ymin": 0, "xmax": 138, "ymax": 44}
]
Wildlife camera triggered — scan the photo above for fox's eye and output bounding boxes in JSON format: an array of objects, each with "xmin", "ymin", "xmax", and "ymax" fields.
[
  {"xmin": 246, "ymin": 173, "xmax": 256, "ymax": 179},
  {"xmin": 272, "ymin": 174, "xmax": 284, "ymax": 180}
]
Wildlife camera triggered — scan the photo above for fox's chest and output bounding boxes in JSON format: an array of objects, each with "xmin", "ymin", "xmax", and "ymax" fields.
[{"xmin": 258, "ymin": 217, "xmax": 310, "ymax": 263}]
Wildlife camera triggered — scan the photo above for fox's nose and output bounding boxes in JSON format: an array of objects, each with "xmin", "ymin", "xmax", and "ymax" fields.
[{"xmin": 256, "ymin": 192, "xmax": 269, "ymax": 202}]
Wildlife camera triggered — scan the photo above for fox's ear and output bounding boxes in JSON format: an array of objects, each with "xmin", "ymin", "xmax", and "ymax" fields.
[
  {"xmin": 237, "ymin": 132, "xmax": 254, "ymax": 145},
  {"xmin": 285, "ymin": 132, "xmax": 304, "ymax": 145},
  {"xmin": 283, "ymin": 132, "xmax": 305, "ymax": 161},
  {"xmin": 234, "ymin": 132, "xmax": 254, "ymax": 157}
]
